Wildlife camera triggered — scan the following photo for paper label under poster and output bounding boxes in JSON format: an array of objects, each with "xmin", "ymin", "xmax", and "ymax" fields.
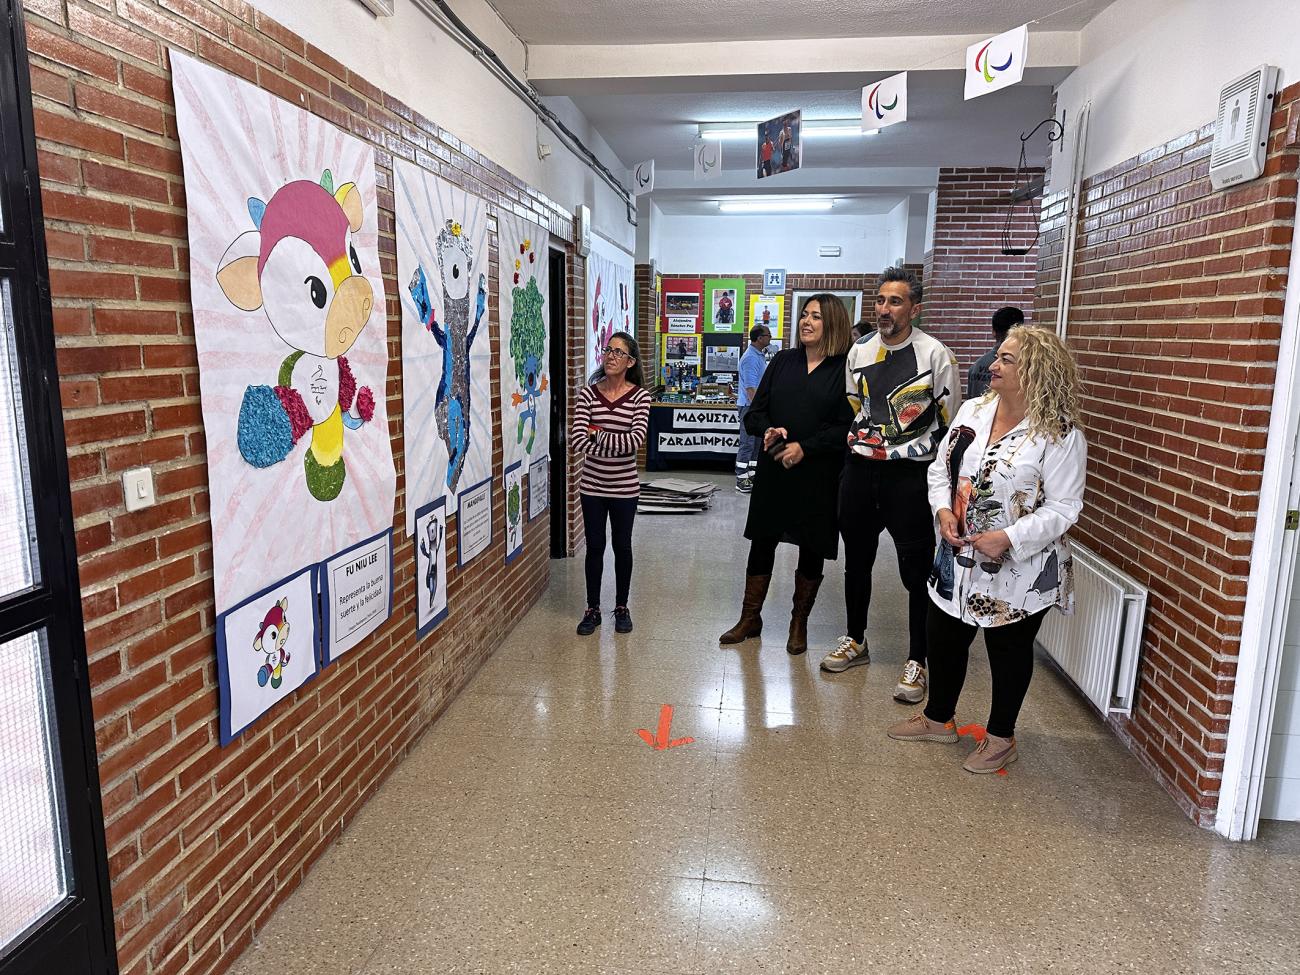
[
  {"xmin": 458, "ymin": 477, "xmax": 493, "ymax": 567},
  {"xmin": 667, "ymin": 316, "xmax": 698, "ymax": 334},
  {"xmin": 528, "ymin": 457, "xmax": 549, "ymax": 521},
  {"xmin": 322, "ymin": 529, "xmax": 392, "ymax": 665}
]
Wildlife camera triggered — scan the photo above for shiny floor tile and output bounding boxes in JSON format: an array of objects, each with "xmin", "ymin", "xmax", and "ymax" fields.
[{"xmin": 226, "ymin": 471, "xmax": 1300, "ymax": 975}]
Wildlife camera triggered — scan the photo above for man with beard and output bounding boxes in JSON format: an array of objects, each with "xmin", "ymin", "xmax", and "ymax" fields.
[{"xmin": 820, "ymin": 267, "xmax": 959, "ymax": 710}]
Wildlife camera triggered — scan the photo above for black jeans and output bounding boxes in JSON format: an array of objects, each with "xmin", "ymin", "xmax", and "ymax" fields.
[
  {"xmin": 745, "ymin": 535, "xmax": 824, "ymax": 579},
  {"xmin": 838, "ymin": 457, "xmax": 934, "ymax": 660},
  {"xmin": 581, "ymin": 493, "xmax": 637, "ymax": 609},
  {"xmin": 923, "ymin": 602, "xmax": 1048, "ymax": 738}
]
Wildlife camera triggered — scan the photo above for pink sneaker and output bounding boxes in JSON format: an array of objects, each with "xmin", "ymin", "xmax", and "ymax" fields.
[
  {"xmin": 963, "ymin": 733, "xmax": 1018, "ymax": 773},
  {"xmin": 886, "ymin": 713, "xmax": 959, "ymax": 743}
]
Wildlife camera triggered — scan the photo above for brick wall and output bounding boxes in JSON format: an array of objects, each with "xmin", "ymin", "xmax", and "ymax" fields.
[
  {"xmin": 1035, "ymin": 86, "xmax": 1300, "ymax": 825},
  {"xmin": 22, "ymin": 1, "xmax": 591, "ymax": 972},
  {"xmin": 923, "ymin": 167, "xmax": 1042, "ymax": 376}
]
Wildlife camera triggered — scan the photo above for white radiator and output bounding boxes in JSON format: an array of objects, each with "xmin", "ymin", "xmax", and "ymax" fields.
[{"xmin": 1035, "ymin": 543, "xmax": 1147, "ymax": 716}]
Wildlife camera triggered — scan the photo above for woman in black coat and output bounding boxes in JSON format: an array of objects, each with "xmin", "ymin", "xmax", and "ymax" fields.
[{"xmin": 721, "ymin": 294, "xmax": 855, "ymax": 654}]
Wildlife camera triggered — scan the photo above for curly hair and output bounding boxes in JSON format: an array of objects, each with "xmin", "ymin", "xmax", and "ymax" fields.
[{"xmin": 996, "ymin": 325, "xmax": 1082, "ymax": 441}]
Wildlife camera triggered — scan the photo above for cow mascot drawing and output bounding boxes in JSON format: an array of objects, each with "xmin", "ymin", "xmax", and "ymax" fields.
[
  {"xmin": 218, "ymin": 169, "xmax": 377, "ymax": 503},
  {"xmin": 407, "ymin": 219, "xmax": 487, "ymax": 494}
]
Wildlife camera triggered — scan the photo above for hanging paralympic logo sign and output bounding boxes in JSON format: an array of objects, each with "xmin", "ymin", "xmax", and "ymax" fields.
[
  {"xmin": 964, "ymin": 24, "xmax": 1028, "ymax": 100},
  {"xmin": 862, "ymin": 72, "xmax": 907, "ymax": 130},
  {"xmin": 694, "ymin": 140, "xmax": 723, "ymax": 181}
]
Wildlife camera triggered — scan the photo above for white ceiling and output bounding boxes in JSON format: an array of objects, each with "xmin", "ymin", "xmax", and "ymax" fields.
[
  {"xmin": 559, "ymin": 72, "xmax": 1061, "ymax": 173},
  {"xmin": 489, "ymin": 0, "xmax": 1114, "ymax": 44}
]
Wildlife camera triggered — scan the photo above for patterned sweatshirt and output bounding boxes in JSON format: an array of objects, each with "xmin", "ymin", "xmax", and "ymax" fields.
[
  {"xmin": 572, "ymin": 383, "xmax": 651, "ymax": 498},
  {"xmin": 845, "ymin": 327, "xmax": 960, "ymax": 463}
]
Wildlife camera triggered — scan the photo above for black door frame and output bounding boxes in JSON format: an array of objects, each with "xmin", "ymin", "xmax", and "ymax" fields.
[
  {"xmin": 0, "ymin": 2, "xmax": 117, "ymax": 972},
  {"xmin": 546, "ymin": 246, "xmax": 568, "ymax": 558}
]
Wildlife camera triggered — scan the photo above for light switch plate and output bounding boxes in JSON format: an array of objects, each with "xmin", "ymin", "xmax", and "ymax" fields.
[{"xmin": 122, "ymin": 466, "xmax": 156, "ymax": 513}]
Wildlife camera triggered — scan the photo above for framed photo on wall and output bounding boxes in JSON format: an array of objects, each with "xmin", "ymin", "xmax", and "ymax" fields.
[{"xmin": 789, "ymin": 290, "xmax": 864, "ymax": 342}]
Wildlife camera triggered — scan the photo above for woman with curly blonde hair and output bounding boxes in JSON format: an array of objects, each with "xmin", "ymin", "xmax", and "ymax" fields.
[{"xmin": 887, "ymin": 325, "xmax": 1087, "ymax": 774}]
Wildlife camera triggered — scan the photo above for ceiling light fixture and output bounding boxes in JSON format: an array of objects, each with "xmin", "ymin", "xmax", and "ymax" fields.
[
  {"xmin": 698, "ymin": 126, "xmax": 756, "ymax": 142},
  {"xmin": 718, "ymin": 199, "xmax": 835, "ymax": 214},
  {"xmin": 697, "ymin": 120, "xmax": 879, "ymax": 142}
]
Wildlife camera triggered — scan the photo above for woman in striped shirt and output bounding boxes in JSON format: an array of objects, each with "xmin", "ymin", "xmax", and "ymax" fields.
[{"xmin": 573, "ymin": 331, "xmax": 652, "ymax": 636}]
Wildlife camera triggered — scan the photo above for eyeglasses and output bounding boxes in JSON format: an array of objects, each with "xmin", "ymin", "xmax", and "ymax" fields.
[{"xmin": 602, "ymin": 346, "xmax": 633, "ymax": 361}]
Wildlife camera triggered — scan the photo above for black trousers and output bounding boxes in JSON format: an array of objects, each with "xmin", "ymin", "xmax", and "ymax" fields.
[
  {"xmin": 745, "ymin": 535, "xmax": 824, "ymax": 579},
  {"xmin": 838, "ymin": 457, "xmax": 934, "ymax": 660},
  {"xmin": 923, "ymin": 602, "xmax": 1048, "ymax": 738},
  {"xmin": 581, "ymin": 493, "xmax": 637, "ymax": 609}
]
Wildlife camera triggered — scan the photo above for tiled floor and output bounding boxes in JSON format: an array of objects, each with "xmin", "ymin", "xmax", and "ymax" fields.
[{"xmin": 230, "ymin": 472, "xmax": 1300, "ymax": 975}]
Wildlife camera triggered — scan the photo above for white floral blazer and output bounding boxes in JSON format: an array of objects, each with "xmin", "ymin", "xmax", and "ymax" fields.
[{"xmin": 926, "ymin": 395, "xmax": 1087, "ymax": 627}]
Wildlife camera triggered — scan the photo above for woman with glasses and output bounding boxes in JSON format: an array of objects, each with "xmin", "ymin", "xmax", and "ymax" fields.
[
  {"xmin": 720, "ymin": 295, "xmax": 855, "ymax": 654},
  {"xmin": 572, "ymin": 331, "xmax": 652, "ymax": 636}
]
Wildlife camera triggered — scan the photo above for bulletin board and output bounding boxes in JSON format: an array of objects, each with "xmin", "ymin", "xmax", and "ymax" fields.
[
  {"xmin": 661, "ymin": 277, "xmax": 704, "ymax": 334},
  {"xmin": 704, "ymin": 277, "xmax": 746, "ymax": 333}
]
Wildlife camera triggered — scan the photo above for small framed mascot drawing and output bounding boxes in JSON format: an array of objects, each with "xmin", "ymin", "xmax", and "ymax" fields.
[
  {"xmin": 215, "ymin": 566, "xmax": 320, "ymax": 745},
  {"xmin": 414, "ymin": 498, "xmax": 449, "ymax": 636}
]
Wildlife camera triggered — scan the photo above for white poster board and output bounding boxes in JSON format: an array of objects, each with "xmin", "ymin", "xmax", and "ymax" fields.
[
  {"xmin": 171, "ymin": 52, "xmax": 396, "ymax": 620},
  {"xmin": 585, "ymin": 235, "xmax": 635, "ymax": 380},
  {"xmin": 395, "ymin": 158, "xmax": 493, "ymax": 532},
  {"xmin": 497, "ymin": 213, "xmax": 551, "ymax": 476}
]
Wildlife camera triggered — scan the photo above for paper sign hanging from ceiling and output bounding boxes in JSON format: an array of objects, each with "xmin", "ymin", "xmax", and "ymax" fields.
[
  {"xmin": 863, "ymin": 72, "xmax": 908, "ymax": 130},
  {"xmin": 694, "ymin": 140, "xmax": 723, "ymax": 181},
  {"xmin": 632, "ymin": 159, "xmax": 655, "ymax": 196},
  {"xmin": 394, "ymin": 158, "xmax": 493, "ymax": 535},
  {"xmin": 965, "ymin": 24, "xmax": 1028, "ymax": 100},
  {"xmin": 171, "ymin": 51, "xmax": 395, "ymax": 621}
]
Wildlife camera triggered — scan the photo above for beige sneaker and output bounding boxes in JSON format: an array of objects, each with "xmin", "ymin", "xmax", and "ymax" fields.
[
  {"xmin": 893, "ymin": 660, "xmax": 927, "ymax": 703},
  {"xmin": 820, "ymin": 635, "xmax": 869, "ymax": 673},
  {"xmin": 963, "ymin": 733, "xmax": 1018, "ymax": 773},
  {"xmin": 886, "ymin": 713, "xmax": 959, "ymax": 743}
]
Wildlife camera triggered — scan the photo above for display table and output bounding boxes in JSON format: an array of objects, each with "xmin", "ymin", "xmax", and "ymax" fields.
[{"xmin": 646, "ymin": 403, "xmax": 741, "ymax": 472}]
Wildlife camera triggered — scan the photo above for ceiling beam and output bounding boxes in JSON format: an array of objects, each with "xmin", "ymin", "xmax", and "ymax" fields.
[{"xmin": 527, "ymin": 30, "xmax": 1080, "ymax": 88}]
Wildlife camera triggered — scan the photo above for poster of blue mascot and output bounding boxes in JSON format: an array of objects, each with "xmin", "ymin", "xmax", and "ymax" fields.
[
  {"xmin": 395, "ymin": 159, "xmax": 493, "ymax": 535},
  {"xmin": 497, "ymin": 211, "xmax": 550, "ymax": 513}
]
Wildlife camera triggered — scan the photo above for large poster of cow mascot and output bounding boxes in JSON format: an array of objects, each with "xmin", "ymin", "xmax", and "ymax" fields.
[{"xmin": 172, "ymin": 53, "xmax": 395, "ymax": 738}]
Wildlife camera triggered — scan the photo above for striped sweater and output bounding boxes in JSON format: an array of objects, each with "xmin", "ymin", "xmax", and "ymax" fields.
[{"xmin": 573, "ymin": 383, "xmax": 651, "ymax": 498}]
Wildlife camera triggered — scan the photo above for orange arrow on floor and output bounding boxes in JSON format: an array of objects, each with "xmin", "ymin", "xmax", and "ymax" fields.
[{"xmin": 637, "ymin": 704, "xmax": 694, "ymax": 750}]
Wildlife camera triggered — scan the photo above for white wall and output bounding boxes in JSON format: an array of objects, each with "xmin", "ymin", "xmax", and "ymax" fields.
[
  {"xmin": 248, "ymin": 0, "xmax": 636, "ymax": 251},
  {"xmin": 1057, "ymin": 0, "xmax": 1300, "ymax": 181},
  {"xmin": 654, "ymin": 212, "xmax": 899, "ymax": 275}
]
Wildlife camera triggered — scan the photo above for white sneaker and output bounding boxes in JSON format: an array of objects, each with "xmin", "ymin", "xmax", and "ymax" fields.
[
  {"xmin": 893, "ymin": 660, "xmax": 927, "ymax": 703},
  {"xmin": 820, "ymin": 635, "xmax": 869, "ymax": 673}
]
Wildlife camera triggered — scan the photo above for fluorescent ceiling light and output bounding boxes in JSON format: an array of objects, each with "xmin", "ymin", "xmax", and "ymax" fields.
[
  {"xmin": 718, "ymin": 199, "xmax": 835, "ymax": 213},
  {"xmin": 698, "ymin": 127, "xmax": 754, "ymax": 142},
  {"xmin": 698, "ymin": 121, "xmax": 879, "ymax": 141}
]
